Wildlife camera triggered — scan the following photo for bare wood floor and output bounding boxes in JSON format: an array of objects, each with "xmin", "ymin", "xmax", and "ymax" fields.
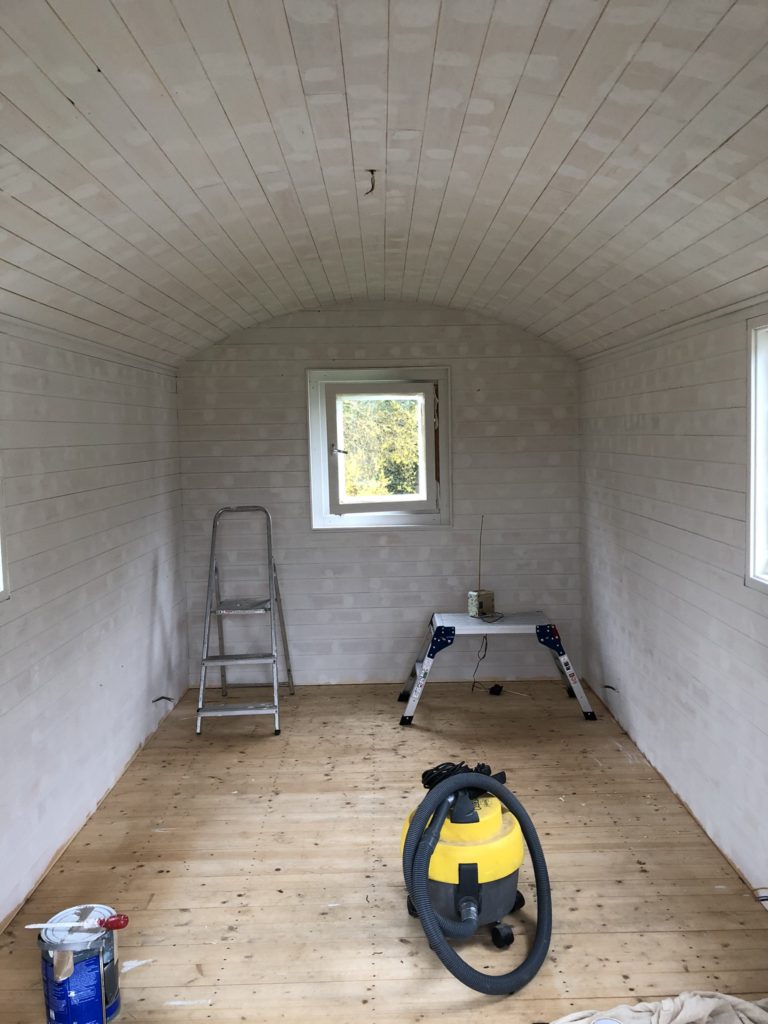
[{"xmin": 1, "ymin": 681, "xmax": 766, "ymax": 1024}]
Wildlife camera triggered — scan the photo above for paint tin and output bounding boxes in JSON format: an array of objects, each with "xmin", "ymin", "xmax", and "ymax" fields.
[{"xmin": 38, "ymin": 904, "xmax": 121, "ymax": 1023}]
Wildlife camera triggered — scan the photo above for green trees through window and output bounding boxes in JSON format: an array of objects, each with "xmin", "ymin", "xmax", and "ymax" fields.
[{"xmin": 339, "ymin": 396, "xmax": 423, "ymax": 501}]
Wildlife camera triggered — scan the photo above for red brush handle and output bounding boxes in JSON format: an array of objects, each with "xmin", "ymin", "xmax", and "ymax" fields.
[{"xmin": 97, "ymin": 914, "xmax": 129, "ymax": 930}]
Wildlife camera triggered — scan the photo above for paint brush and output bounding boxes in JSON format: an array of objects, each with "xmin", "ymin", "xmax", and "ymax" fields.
[{"xmin": 25, "ymin": 914, "xmax": 129, "ymax": 931}]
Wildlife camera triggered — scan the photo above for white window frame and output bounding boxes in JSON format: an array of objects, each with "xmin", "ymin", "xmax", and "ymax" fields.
[
  {"xmin": 307, "ymin": 367, "xmax": 451, "ymax": 529},
  {"xmin": 748, "ymin": 322, "xmax": 768, "ymax": 594},
  {"xmin": 0, "ymin": 461, "xmax": 9, "ymax": 602}
]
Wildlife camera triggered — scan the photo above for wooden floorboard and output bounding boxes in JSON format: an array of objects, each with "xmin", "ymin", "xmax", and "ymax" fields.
[{"xmin": 1, "ymin": 681, "xmax": 766, "ymax": 1023}]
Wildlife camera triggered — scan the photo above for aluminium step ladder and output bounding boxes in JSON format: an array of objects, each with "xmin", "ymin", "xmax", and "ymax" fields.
[{"xmin": 196, "ymin": 506, "xmax": 294, "ymax": 735}]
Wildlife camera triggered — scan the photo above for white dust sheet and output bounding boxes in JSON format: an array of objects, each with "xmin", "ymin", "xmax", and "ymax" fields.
[{"xmin": 553, "ymin": 992, "xmax": 768, "ymax": 1024}]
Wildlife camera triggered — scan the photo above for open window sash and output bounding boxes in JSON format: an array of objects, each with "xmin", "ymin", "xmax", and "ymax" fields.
[{"xmin": 325, "ymin": 382, "xmax": 438, "ymax": 517}]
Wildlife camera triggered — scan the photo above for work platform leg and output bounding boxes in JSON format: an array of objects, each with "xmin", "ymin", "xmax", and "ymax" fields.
[
  {"xmin": 398, "ymin": 626, "xmax": 455, "ymax": 726},
  {"xmin": 536, "ymin": 624, "xmax": 597, "ymax": 720}
]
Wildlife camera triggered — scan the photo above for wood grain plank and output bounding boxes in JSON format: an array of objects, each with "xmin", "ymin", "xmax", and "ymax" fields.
[{"xmin": 1, "ymin": 681, "xmax": 765, "ymax": 1024}]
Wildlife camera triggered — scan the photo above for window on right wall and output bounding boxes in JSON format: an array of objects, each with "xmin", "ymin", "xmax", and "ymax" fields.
[{"xmin": 748, "ymin": 323, "xmax": 768, "ymax": 592}]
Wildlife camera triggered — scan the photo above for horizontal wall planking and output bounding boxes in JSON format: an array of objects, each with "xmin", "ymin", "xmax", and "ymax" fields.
[
  {"xmin": 594, "ymin": 539, "xmax": 768, "ymax": 656},
  {"xmin": 0, "ymin": 534, "xmax": 180, "ymax": 676},
  {"xmin": 605, "ymin": 519, "xmax": 768, "ymax": 622},
  {"xmin": 587, "ymin": 577, "xmax": 768, "ymax": 731},
  {"xmin": 585, "ymin": 507, "xmax": 765, "ymax": 626},
  {"xmin": 453, "ymin": 435, "xmax": 580, "ymax": 454},
  {"xmin": 185, "ymin": 555, "xmax": 582, "ymax": 585},
  {"xmin": 580, "ymin": 351, "xmax": 747, "ymax": 402},
  {"xmin": 0, "ymin": 361, "xmax": 177, "ymax": 408},
  {"xmin": 581, "ymin": 450, "xmax": 744, "ymax": 491},
  {"xmin": 0, "ymin": 328, "xmax": 178, "ymax": 387},
  {"xmin": 0, "ymin": 561, "xmax": 185, "ymax": 733},
  {"xmin": 2, "ymin": 441, "xmax": 179, "ymax": 477},
  {"xmin": 580, "ymin": 380, "xmax": 746, "ymax": 418},
  {"xmin": 178, "ymin": 439, "xmax": 307, "ymax": 459},
  {"xmin": 3, "ymin": 472, "xmax": 180, "ymax": 535},
  {"xmin": 586, "ymin": 556, "xmax": 768, "ymax": 701},
  {"xmin": 583, "ymin": 469, "xmax": 744, "ymax": 519},
  {"xmin": 9, "ymin": 490, "xmax": 179, "ymax": 564},
  {"xmin": 1, "ymin": 390, "xmax": 177, "ymax": 425},
  {"xmin": 10, "ymin": 506, "xmax": 180, "ymax": 591},
  {"xmin": 581, "ymin": 431, "xmax": 745, "ymax": 463},
  {"xmin": 182, "ymin": 531, "xmax": 582, "ymax": 563},
  {"xmin": 585, "ymin": 485, "xmax": 745, "ymax": 548},
  {"xmin": 586, "ymin": 502, "xmax": 743, "ymax": 577},
  {"xmin": 181, "ymin": 455, "xmax": 309, "ymax": 474},
  {"xmin": 184, "ymin": 535, "xmax": 581, "ymax": 562},
  {"xmin": 4, "ymin": 457, "xmax": 178, "ymax": 506},
  {"xmin": 0, "ymin": 288, "xmax": 189, "ymax": 365},
  {"xmin": 583, "ymin": 408, "xmax": 744, "ymax": 437},
  {"xmin": 586, "ymin": 593, "xmax": 768, "ymax": 785}
]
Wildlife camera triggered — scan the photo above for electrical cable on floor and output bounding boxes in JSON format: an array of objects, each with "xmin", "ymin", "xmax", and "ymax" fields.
[{"xmin": 470, "ymin": 634, "xmax": 488, "ymax": 690}]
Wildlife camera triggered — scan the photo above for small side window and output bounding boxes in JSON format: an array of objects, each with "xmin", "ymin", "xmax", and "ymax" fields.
[
  {"xmin": 307, "ymin": 367, "xmax": 451, "ymax": 529},
  {"xmin": 748, "ymin": 324, "xmax": 768, "ymax": 592}
]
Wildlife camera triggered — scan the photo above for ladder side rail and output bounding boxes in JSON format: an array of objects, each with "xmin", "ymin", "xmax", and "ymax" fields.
[
  {"xmin": 213, "ymin": 562, "xmax": 228, "ymax": 697},
  {"xmin": 196, "ymin": 509, "xmax": 225, "ymax": 733},
  {"xmin": 273, "ymin": 562, "xmax": 295, "ymax": 695},
  {"xmin": 264, "ymin": 509, "xmax": 281, "ymax": 733}
]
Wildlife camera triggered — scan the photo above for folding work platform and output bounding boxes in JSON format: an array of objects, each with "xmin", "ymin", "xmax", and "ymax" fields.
[{"xmin": 398, "ymin": 610, "xmax": 596, "ymax": 725}]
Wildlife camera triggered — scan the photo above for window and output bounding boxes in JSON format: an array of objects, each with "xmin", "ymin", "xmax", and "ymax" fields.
[
  {"xmin": 307, "ymin": 367, "xmax": 450, "ymax": 529},
  {"xmin": 748, "ymin": 324, "xmax": 768, "ymax": 592}
]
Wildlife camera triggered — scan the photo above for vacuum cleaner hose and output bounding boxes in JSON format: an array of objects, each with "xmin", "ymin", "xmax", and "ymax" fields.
[{"xmin": 402, "ymin": 772, "xmax": 552, "ymax": 995}]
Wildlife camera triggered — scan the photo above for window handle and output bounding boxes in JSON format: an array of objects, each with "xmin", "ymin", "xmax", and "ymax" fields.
[{"xmin": 331, "ymin": 442, "xmax": 348, "ymax": 455}]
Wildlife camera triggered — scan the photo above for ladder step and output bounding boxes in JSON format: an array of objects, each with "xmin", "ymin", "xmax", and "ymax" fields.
[
  {"xmin": 203, "ymin": 653, "xmax": 275, "ymax": 666},
  {"xmin": 213, "ymin": 598, "xmax": 270, "ymax": 615},
  {"xmin": 197, "ymin": 702, "xmax": 277, "ymax": 718},
  {"xmin": 208, "ymin": 681, "xmax": 283, "ymax": 688}
]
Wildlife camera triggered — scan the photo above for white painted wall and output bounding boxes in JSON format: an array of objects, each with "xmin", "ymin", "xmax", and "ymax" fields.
[
  {"xmin": 581, "ymin": 308, "xmax": 768, "ymax": 890},
  {"xmin": 0, "ymin": 317, "xmax": 187, "ymax": 924},
  {"xmin": 180, "ymin": 303, "xmax": 582, "ymax": 687}
]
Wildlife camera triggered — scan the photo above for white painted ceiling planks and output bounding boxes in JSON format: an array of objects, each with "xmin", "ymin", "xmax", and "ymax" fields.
[{"xmin": 0, "ymin": 0, "xmax": 766, "ymax": 364}]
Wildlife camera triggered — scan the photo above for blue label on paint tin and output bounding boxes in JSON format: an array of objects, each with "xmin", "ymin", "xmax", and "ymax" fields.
[{"xmin": 42, "ymin": 953, "xmax": 104, "ymax": 1024}]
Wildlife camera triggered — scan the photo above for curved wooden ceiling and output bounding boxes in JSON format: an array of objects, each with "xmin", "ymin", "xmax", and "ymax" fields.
[{"xmin": 1, "ymin": 0, "xmax": 768, "ymax": 365}]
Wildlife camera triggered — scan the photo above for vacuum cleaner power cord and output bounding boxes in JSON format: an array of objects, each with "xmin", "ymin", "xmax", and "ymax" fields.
[{"xmin": 402, "ymin": 770, "xmax": 552, "ymax": 996}]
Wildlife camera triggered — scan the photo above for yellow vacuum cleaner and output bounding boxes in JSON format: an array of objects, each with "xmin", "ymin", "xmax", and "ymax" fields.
[{"xmin": 401, "ymin": 761, "xmax": 552, "ymax": 995}]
